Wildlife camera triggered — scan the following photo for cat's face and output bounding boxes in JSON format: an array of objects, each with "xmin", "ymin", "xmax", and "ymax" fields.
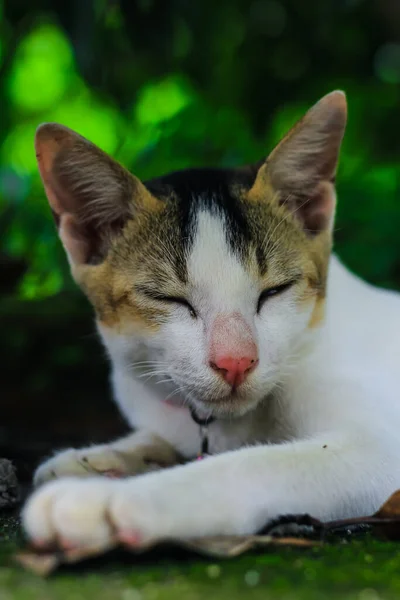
[
  {"xmin": 35, "ymin": 91, "xmax": 347, "ymax": 417},
  {"xmin": 91, "ymin": 168, "xmax": 329, "ymax": 417}
]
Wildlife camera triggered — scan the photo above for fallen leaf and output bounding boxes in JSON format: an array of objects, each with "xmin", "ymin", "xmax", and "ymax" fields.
[
  {"xmin": 374, "ymin": 490, "xmax": 400, "ymax": 519},
  {"xmin": 15, "ymin": 552, "xmax": 60, "ymax": 577}
]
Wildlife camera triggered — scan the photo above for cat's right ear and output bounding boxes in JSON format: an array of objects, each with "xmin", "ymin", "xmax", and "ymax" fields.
[
  {"xmin": 35, "ymin": 124, "xmax": 159, "ymax": 266},
  {"xmin": 249, "ymin": 91, "xmax": 347, "ymax": 235}
]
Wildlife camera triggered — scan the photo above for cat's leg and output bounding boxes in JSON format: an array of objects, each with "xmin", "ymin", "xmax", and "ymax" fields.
[
  {"xmin": 33, "ymin": 431, "xmax": 180, "ymax": 486},
  {"xmin": 23, "ymin": 423, "xmax": 400, "ymax": 547}
]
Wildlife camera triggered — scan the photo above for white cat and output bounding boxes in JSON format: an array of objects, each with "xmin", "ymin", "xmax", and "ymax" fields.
[{"xmin": 23, "ymin": 91, "xmax": 400, "ymax": 549}]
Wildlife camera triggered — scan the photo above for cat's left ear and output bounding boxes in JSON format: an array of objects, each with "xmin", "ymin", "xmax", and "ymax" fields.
[
  {"xmin": 35, "ymin": 124, "xmax": 160, "ymax": 267},
  {"xmin": 250, "ymin": 90, "xmax": 347, "ymax": 234}
]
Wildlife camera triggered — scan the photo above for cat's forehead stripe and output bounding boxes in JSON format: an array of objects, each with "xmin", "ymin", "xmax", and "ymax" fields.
[
  {"xmin": 145, "ymin": 167, "xmax": 261, "ymax": 270},
  {"xmin": 140, "ymin": 166, "xmax": 319, "ymax": 292},
  {"xmin": 188, "ymin": 210, "xmax": 256, "ymax": 311}
]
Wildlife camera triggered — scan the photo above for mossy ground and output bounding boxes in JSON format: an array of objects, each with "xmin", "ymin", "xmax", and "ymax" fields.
[{"xmin": 0, "ymin": 510, "xmax": 400, "ymax": 600}]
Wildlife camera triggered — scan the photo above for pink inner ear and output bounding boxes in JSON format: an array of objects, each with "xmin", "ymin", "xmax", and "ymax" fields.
[
  {"xmin": 302, "ymin": 182, "xmax": 335, "ymax": 234},
  {"xmin": 59, "ymin": 214, "xmax": 91, "ymax": 265},
  {"xmin": 281, "ymin": 181, "xmax": 335, "ymax": 235}
]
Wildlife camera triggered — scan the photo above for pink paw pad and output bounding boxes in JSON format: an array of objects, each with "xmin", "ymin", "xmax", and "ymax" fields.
[
  {"xmin": 59, "ymin": 538, "xmax": 79, "ymax": 551},
  {"xmin": 118, "ymin": 530, "xmax": 143, "ymax": 548},
  {"xmin": 103, "ymin": 469, "xmax": 125, "ymax": 479},
  {"xmin": 31, "ymin": 538, "xmax": 50, "ymax": 550}
]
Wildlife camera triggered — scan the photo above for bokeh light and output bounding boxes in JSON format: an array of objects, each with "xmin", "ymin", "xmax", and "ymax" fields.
[
  {"xmin": 7, "ymin": 24, "xmax": 74, "ymax": 112},
  {"xmin": 48, "ymin": 85, "xmax": 121, "ymax": 154},
  {"xmin": 135, "ymin": 75, "xmax": 194, "ymax": 126},
  {"xmin": 2, "ymin": 123, "xmax": 39, "ymax": 175}
]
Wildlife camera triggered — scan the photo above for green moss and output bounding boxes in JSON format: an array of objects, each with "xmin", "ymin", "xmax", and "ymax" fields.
[
  {"xmin": 1, "ymin": 530, "xmax": 400, "ymax": 599},
  {"xmin": 1, "ymin": 511, "xmax": 399, "ymax": 599}
]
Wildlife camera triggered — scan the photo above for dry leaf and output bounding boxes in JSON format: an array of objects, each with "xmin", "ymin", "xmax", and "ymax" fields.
[
  {"xmin": 16, "ymin": 552, "xmax": 60, "ymax": 577},
  {"xmin": 374, "ymin": 490, "xmax": 400, "ymax": 519},
  {"xmin": 176, "ymin": 535, "xmax": 318, "ymax": 558},
  {"xmin": 370, "ymin": 490, "xmax": 400, "ymax": 540}
]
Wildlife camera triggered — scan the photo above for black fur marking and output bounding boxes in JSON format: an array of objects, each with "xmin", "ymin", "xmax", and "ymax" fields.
[
  {"xmin": 256, "ymin": 244, "xmax": 267, "ymax": 275},
  {"xmin": 145, "ymin": 167, "xmax": 258, "ymax": 262},
  {"xmin": 258, "ymin": 514, "xmax": 323, "ymax": 538}
]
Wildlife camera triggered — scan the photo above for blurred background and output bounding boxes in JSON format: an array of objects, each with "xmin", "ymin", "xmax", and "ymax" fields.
[{"xmin": 1, "ymin": 0, "xmax": 400, "ymax": 478}]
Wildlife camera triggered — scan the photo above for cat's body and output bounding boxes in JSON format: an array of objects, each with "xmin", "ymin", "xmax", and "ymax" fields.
[{"xmin": 23, "ymin": 92, "xmax": 400, "ymax": 548}]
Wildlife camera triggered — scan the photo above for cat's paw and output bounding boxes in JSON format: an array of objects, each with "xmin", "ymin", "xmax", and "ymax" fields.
[
  {"xmin": 34, "ymin": 446, "xmax": 131, "ymax": 487},
  {"xmin": 23, "ymin": 477, "xmax": 177, "ymax": 549}
]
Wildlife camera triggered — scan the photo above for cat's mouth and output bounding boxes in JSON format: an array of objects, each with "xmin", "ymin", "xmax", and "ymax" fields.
[
  {"xmin": 163, "ymin": 373, "xmax": 270, "ymax": 417},
  {"xmin": 186, "ymin": 387, "xmax": 265, "ymax": 418}
]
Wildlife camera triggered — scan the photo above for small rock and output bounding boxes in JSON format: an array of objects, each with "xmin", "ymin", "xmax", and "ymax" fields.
[{"xmin": 0, "ymin": 459, "xmax": 20, "ymax": 509}]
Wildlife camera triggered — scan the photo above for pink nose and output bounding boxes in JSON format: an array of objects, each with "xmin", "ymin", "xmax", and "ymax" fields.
[{"xmin": 210, "ymin": 356, "xmax": 259, "ymax": 388}]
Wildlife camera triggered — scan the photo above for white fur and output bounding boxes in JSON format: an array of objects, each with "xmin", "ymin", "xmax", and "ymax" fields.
[{"xmin": 24, "ymin": 209, "xmax": 400, "ymax": 547}]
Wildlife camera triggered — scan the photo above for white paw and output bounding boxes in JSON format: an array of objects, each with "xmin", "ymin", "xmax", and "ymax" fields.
[
  {"xmin": 34, "ymin": 446, "xmax": 131, "ymax": 487},
  {"xmin": 23, "ymin": 477, "xmax": 179, "ymax": 549}
]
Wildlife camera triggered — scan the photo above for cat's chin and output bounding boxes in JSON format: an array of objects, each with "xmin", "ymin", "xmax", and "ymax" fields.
[{"xmin": 190, "ymin": 391, "xmax": 264, "ymax": 419}]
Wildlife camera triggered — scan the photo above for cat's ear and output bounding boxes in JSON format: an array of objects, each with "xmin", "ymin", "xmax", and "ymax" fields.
[
  {"xmin": 251, "ymin": 91, "xmax": 347, "ymax": 234},
  {"xmin": 35, "ymin": 124, "xmax": 159, "ymax": 266}
]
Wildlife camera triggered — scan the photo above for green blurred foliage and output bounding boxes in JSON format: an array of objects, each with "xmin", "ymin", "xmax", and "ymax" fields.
[{"xmin": 1, "ymin": 0, "xmax": 400, "ymax": 302}]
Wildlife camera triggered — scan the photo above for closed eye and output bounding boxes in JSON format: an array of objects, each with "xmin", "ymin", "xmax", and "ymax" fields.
[
  {"xmin": 158, "ymin": 296, "xmax": 197, "ymax": 318},
  {"xmin": 137, "ymin": 287, "xmax": 197, "ymax": 319},
  {"xmin": 257, "ymin": 281, "xmax": 296, "ymax": 313}
]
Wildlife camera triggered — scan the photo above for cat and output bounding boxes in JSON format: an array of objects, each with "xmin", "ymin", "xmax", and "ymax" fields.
[{"xmin": 23, "ymin": 91, "xmax": 400, "ymax": 549}]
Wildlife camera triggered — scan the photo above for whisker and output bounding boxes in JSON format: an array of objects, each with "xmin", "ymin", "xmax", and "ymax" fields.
[
  {"xmin": 136, "ymin": 369, "xmax": 168, "ymax": 379},
  {"xmin": 155, "ymin": 378, "xmax": 173, "ymax": 386},
  {"xmin": 164, "ymin": 385, "xmax": 188, "ymax": 403},
  {"xmin": 129, "ymin": 360, "xmax": 169, "ymax": 369}
]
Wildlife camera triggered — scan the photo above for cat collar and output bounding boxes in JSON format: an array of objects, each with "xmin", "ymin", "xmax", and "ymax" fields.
[{"xmin": 189, "ymin": 408, "xmax": 216, "ymax": 460}]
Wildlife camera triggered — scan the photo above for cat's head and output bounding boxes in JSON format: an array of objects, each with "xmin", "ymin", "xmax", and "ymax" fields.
[{"xmin": 35, "ymin": 91, "xmax": 346, "ymax": 417}]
